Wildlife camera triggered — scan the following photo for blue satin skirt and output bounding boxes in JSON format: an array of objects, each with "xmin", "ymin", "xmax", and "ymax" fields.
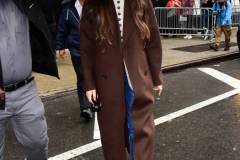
[{"xmin": 124, "ymin": 72, "xmax": 135, "ymax": 160}]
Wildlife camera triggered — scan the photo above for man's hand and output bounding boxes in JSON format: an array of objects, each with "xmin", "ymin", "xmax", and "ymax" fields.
[
  {"xmin": 153, "ymin": 85, "xmax": 163, "ymax": 97},
  {"xmin": 0, "ymin": 88, "xmax": 5, "ymax": 100},
  {"xmin": 86, "ymin": 89, "xmax": 97, "ymax": 104},
  {"xmin": 56, "ymin": 49, "xmax": 66, "ymax": 59}
]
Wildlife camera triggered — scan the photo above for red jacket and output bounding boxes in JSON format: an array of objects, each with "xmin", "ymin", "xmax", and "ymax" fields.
[{"xmin": 166, "ymin": 0, "xmax": 182, "ymax": 7}]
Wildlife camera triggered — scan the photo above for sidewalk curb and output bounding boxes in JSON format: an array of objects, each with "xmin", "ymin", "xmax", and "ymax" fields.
[
  {"xmin": 40, "ymin": 51, "xmax": 240, "ymax": 101},
  {"xmin": 40, "ymin": 87, "xmax": 77, "ymax": 102},
  {"xmin": 162, "ymin": 51, "xmax": 240, "ymax": 73}
]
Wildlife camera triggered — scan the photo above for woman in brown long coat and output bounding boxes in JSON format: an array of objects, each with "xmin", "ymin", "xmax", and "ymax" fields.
[{"xmin": 80, "ymin": 0, "xmax": 163, "ymax": 159}]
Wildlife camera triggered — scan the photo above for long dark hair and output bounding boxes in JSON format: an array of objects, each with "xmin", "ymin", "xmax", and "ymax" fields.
[{"xmin": 82, "ymin": 0, "xmax": 151, "ymax": 44}]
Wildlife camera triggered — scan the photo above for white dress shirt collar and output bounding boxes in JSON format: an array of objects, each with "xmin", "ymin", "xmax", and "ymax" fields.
[{"xmin": 75, "ymin": 0, "xmax": 82, "ymax": 17}]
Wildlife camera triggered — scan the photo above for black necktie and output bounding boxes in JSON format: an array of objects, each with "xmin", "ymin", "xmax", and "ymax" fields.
[
  {"xmin": 0, "ymin": 58, "xmax": 3, "ymax": 89},
  {"xmin": 0, "ymin": 58, "xmax": 5, "ymax": 110}
]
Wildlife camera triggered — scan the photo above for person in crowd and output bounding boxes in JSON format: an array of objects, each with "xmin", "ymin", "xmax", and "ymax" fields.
[
  {"xmin": 201, "ymin": 0, "xmax": 215, "ymax": 36},
  {"xmin": 201, "ymin": 0, "xmax": 214, "ymax": 8},
  {"xmin": 237, "ymin": 24, "xmax": 240, "ymax": 51},
  {"xmin": 56, "ymin": 0, "xmax": 92, "ymax": 120},
  {"xmin": 0, "ymin": 0, "xmax": 59, "ymax": 159},
  {"xmin": 151, "ymin": 0, "xmax": 164, "ymax": 7},
  {"xmin": 182, "ymin": 0, "xmax": 195, "ymax": 39},
  {"xmin": 211, "ymin": 0, "xmax": 232, "ymax": 51},
  {"xmin": 80, "ymin": 0, "xmax": 163, "ymax": 159},
  {"xmin": 165, "ymin": 0, "xmax": 182, "ymax": 36}
]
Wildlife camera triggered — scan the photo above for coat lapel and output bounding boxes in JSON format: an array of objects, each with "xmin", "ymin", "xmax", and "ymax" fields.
[
  {"xmin": 71, "ymin": 4, "xmax": 80, "ymax": 20},
  {"xmin": 13, "ymin": 0, "xmax": 53, "ymax": 48},
  {"xmin": 122, "ymin": 0, "xmax": 135, "ymax": 47}
]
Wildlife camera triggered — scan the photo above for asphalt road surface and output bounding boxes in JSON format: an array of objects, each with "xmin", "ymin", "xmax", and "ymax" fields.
[{"xmin": 5, "ymin": 57, "xmax": 240, "ymax": 160}]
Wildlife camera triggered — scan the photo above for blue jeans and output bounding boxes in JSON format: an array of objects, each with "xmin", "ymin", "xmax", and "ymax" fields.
[{"xmin": 124, "ymin": 72, "xmax": 135, "ymax": 160}]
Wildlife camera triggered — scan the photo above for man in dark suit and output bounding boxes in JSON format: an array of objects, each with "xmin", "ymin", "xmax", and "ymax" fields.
[
  {"xmin": 0, "ymin": 0, "xmax": 59, "ymax": 159},
  {"xmin": 56, "ymin": 0, "xmax": 92, "ymax": 120}
]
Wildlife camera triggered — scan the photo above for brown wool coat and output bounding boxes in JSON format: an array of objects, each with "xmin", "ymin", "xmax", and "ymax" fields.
[{"xmin": 80, "ymin": 0, "xmax": 163, "ymax": 159}]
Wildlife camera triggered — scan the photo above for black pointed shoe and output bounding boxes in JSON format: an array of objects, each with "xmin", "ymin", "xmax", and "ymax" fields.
[
  {"xmin": 80, "ymin": 108, "xmax": 93, "ymax": 120},
  {"xmin": 210, "ymin": 45, "xmax": 219, "ymax": 51}
]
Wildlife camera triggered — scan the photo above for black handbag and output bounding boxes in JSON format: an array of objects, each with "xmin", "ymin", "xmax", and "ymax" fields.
[{"xmin": 90, "ymin": 98, "xmax": 101, "ymax": 113}]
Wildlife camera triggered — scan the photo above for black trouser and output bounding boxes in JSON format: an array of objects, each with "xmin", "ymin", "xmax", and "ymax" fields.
[{"xmin": 71, "ymin": 55, "xmax": 90, "ymax": 110}]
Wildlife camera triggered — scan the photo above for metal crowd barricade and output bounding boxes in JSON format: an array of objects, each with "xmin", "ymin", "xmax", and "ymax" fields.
[
  {"xmin": 232, "ymin": 6, "xmax": 240, "ymax": 26},
  {"xmin": 154, "ymin": 7, "xmax": 214, "ymax": 37}
]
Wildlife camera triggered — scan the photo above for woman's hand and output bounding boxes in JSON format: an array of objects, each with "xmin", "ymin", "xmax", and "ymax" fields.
[
  {"xmin": 86, "ymin": 89, "xmax": 97, "ymax": 104},
  {"xmin": 153, "ymin": 85, "xmax": 163, "ymax": 96}
]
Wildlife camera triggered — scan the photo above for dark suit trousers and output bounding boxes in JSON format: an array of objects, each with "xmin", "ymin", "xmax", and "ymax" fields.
[{"xmin": 71, "ymin": 56, "xmax": 90, "ymax": 110}]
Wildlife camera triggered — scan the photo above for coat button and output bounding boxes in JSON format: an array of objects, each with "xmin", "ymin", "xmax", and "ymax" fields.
[
  {"xmin": 101, "ymin": 49, "xmax": 105, "ymax": 54},
  {"xmin": 101, "ymin": 75, "xmax": 108, "ymax": 80},
  {"xmin": 144, "ymin": 71, "xmax": 148, "ymax": 76},
  {"xmin": 121, "ymin": 37, "xmax": 123, "ymax": 43},
  {"xmin": 29, "ymin": 3, "xmax": 35, "ymax": 8}
]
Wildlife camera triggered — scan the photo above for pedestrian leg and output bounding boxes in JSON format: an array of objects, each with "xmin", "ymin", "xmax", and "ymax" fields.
[
  {"xmin": 0, "ymin": 118, "xmax": 7, "ymax": 160},
  {"xmin": 215, "ymin": 26, "xmax": 222, "ymax": 47},
  {"xmin": 10, "ymin": 82, "xmax": 48, "ymax": 160},
  {"xmin": 222, "ymin": 25, "xmax": 232, "ymax": 50},
  {"xmin": 237, "ymin": 27, "xmax": 240, "ymax": 51},
  {"xmin": 71, "ymin": 56, "xmax": 92, "ymax": 119},
  {"xmin": 0, "ymin": 100, "xmax": 12, "ymax": 160},
  {"xmin": 211, "ymin": 26, "xmax": 222, "ymax": 51}
]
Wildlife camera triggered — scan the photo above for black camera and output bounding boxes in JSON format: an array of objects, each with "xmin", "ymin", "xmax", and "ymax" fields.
[
  {"xmin": 216, "ymin": 9, "xmax": 223, "ymax": 15},
  {"xmin": 90, "ymin": 98, "xmax": 101, "ymax": 113}
]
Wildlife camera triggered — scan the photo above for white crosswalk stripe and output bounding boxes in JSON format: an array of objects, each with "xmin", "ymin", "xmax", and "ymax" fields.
[{"xmin": 49, "ymin": 68, "xmax": 240, "ymax": 160}]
